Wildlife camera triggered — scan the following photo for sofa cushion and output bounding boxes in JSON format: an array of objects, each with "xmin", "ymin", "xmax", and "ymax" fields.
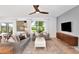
[{"xmin": 19, "ymin": 34, "xmax": 26, "ymax": 40}]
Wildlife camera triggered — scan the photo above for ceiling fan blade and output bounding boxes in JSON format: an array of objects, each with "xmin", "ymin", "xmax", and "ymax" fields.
[
  {"xmin": 40, "ymin": 11, "xmax": 48, "ymax": 14},
  {"xmin": 33, "ymin": 5, "xmax": 40, "ymax": 12},
  {"xmin": 29, "ymin": 12, "xmax": 36, "ymax": 15}
]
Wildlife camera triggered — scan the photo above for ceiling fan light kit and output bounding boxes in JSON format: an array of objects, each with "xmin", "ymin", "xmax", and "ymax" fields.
[{"xmin": 36, "ymin": 12, "xmax": 39, "ymax": 13}]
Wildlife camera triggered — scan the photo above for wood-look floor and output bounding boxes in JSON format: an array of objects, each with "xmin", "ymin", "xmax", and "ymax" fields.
[{"xmin": 23, "ymin": 38, "xmax": 79, "ymax": 54}]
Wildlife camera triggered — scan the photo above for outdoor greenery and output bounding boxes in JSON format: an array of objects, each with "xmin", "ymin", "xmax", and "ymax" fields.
[
  {"xmin": 32, "ymin": 21, "xmax": 45, "ymax": 33},
  {"xmin": 0, "ymin": 23, "xmax": 13, "ymax": 34}
]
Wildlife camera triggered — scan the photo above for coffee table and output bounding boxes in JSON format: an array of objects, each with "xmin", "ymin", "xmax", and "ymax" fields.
[{"xmin": 35, "ymin": 37, "xmax": 46, "ymax": 48}]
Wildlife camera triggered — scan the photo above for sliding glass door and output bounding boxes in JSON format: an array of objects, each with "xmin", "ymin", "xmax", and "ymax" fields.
[{"xmin": 0, "ymin": 23, "xmax": 13, "ymax": 34}]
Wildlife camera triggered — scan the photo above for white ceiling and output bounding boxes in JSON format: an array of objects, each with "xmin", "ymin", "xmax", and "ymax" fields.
[{"xmin": 0, "ymin": 5, "xmax": 77, "ymax": 18}]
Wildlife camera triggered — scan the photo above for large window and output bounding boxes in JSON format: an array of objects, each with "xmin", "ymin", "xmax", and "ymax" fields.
[
  {"xmin": 32, "ymin": 21, "xmax": 45, "ymax": 33},
  {"xmin": 0, "ymin": 23, "xmax": 13, "ymax": 34}
]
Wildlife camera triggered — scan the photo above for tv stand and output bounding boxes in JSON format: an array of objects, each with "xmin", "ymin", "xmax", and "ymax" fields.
[{"xmin": 56, "ymin": 32, "xmax": 78, "ymax": 46}]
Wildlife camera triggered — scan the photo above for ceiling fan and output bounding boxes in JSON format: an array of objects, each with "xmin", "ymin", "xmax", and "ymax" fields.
[{"xmin": 29, "ymin": 5, "xmax": 48, "ymax": 15}]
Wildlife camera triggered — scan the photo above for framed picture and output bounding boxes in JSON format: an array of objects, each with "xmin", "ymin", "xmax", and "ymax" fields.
[{"xmin": 16, "ymin": 21, "xmax": 27, "ymax": 31}]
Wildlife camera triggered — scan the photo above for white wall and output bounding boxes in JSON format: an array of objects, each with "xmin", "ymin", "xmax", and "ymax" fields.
[
  {"xmin": 57, "ymin": 6, "xmax": 79, "ymax": 36},
  {"xmin": 57, "ymin": 6, "xmax": 79, "ymax": 48},
  {"xmin": 47, "ymin": 17, "xmax": 56, "ymax": 38},
  {"xmin": 0, "ymin": 16, "xmax": 56, "ymax": 38},
  {"xmin": 17, "ymin": 16, "xmax": 56, "ymax": 38},
  {"xmin": 22, "ymin": 17, "xmax": 56, "ymax": 38}
]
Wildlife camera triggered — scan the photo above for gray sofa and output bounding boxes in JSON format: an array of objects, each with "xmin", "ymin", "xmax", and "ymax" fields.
[
  {"xmin": 10, "ymin": 36, "xmax": 30, "ymax": 54},
  {"xmin": 0, "ymin": 32, "xmax": 31, "ymax": 54},
  {"xmin": 0, "ymin": 36, "xmax": 30, "ymax": 54},
  {"xmin": 17, "ymin": 37, "xmax": 30, "ymax": 53},
  {"xmin": 15, "ymin": 33, "xmax": 31, "ymax": 53}
]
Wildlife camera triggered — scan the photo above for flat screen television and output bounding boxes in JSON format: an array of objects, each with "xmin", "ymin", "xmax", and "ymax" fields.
[{"xmin": 61, "ymin": 22, "xmax": 72, "ymax": 32}]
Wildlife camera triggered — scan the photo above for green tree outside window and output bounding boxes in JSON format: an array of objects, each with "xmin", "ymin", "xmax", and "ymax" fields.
[{"xmin": 32, "ymin": 21, "xmax": 45, "ymax": 33}]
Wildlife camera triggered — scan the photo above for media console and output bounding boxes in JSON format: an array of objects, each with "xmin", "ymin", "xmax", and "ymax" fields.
[{"xmin": 56, "ymin": 32, "xmax": 78, "ymax": 46}]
